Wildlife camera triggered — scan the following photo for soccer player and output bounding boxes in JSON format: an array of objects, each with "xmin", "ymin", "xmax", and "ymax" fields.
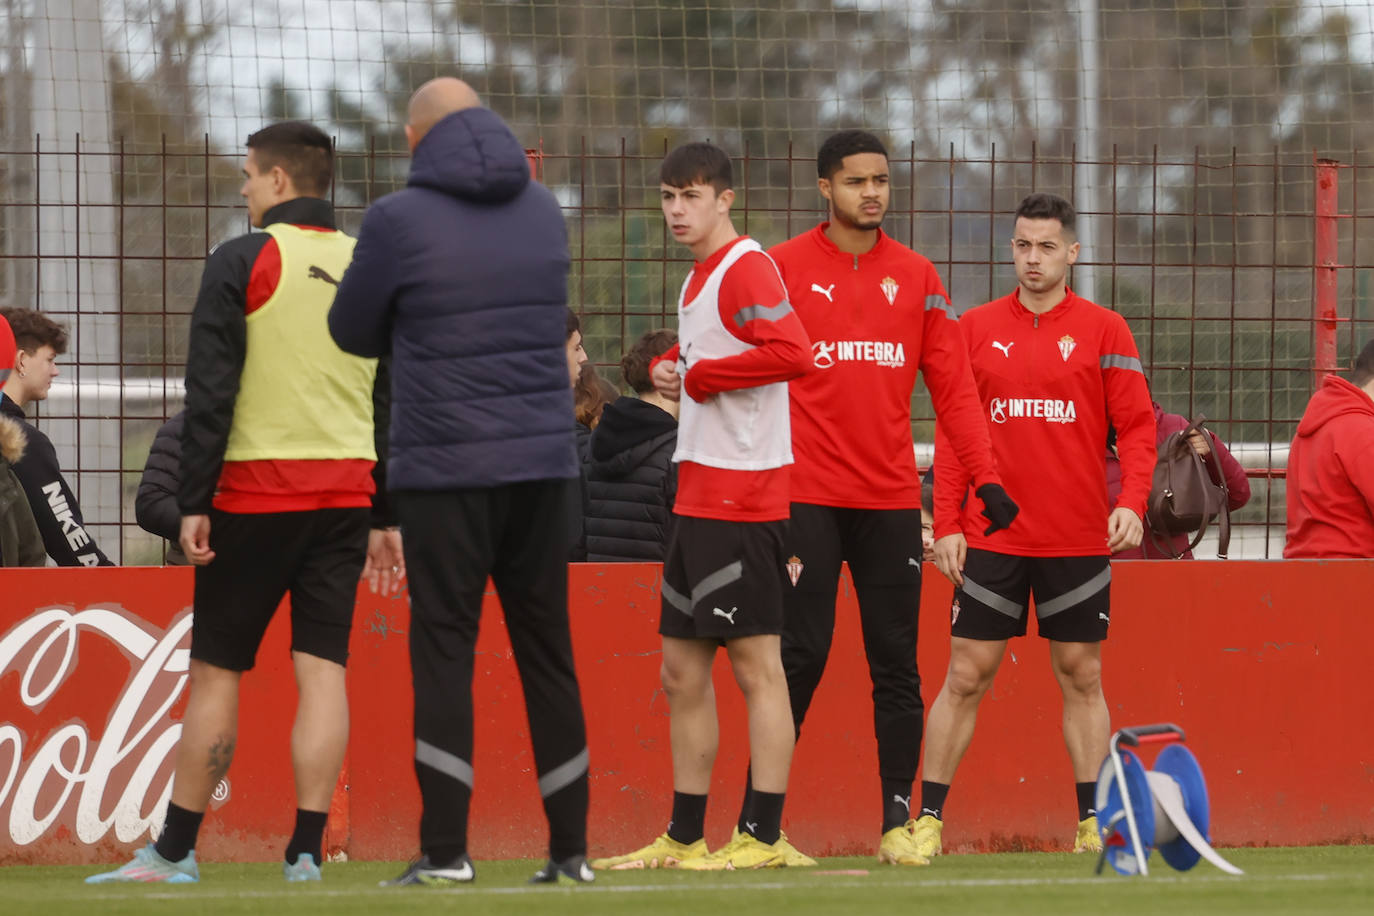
[
  {"xmin": 87, "ymin": 121, "xmax": 399, "ymax": 885},
  {"xmin": 915, "ymin": 192, "xmax": 1155, "ymax": 857},
  {"xmin": 744, "ymin": 130, "xmax": 1016, "ymax": 867},
  {"xmin": 591, "ymin": 142, "xmax": 813, "ymax": 871}
]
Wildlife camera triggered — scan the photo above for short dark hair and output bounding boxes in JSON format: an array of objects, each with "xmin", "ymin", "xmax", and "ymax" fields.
[
  {"xmin": 0, "ymin": 307, "xmax": 68, "ymax": 355},
  {"xmin": 660, "ymin": 142, "xmax": 732, "ymax": 194},
  {"xmin": 246, "ymin": 121, "xmax": 334, "ymax": 197},
  {"xmin": 1353, "ymin": 338, "xmax": 1374, "ymax": 387},
  {"xmin": 817, "ymin": 130, "xmax": 888, "ymax": 179},
  {"xmin": 566, "ymin": 308, "xmax": 582, "ymax": 341},
  {"xmin": 621, "ymin": 328, "xmax": 678, "ymax": 394},
  {"xmin": 1014, "ymin": 193, "xmax": 1077, "ymax": 236}
]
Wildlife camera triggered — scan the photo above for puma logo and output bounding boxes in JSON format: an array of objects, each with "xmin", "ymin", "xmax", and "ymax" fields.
[
  {"xmin": 908, "ymin": 557, "xmax": 920, "ymax": 567},
  {"xmin": 893, "ymin": 795, "xmax": 911, "ymax": 816},
  {"xmin": 810, "ymin": 282, "xmax": 836, "ymax": 302},
  {"xmin": 713, "ymin": 606, "xmax": 738, "ymax": 625},
  {"xmin": 1099, "ymin": 612, "xmax": 1110, "ymax": 622},
  {"xmin": 992, "ymin": 340, "xmax": 1014, "ymax": 358},
  {"xmin": 308, "ymin": 265, "xmax": 340, "ymax": 287},
  {"xmin": 745, "ymin": 820, "xmax": 759, "ymax": 836}
]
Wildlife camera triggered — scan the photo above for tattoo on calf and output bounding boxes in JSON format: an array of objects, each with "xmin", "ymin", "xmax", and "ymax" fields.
[{"xmin": 207, "ymin": 735, "xmax": 236, "ymax": 781}]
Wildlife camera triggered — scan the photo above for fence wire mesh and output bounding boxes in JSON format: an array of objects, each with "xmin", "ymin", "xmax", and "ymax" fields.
[{"xmin": 5, "ymin": 1, "xmax": 1374, "ymax": 560}]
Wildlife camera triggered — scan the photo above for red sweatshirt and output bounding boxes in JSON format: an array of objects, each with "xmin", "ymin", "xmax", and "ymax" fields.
[
  {"xmin": 663, "ymin": 236, "xmax": 812, "ymax": 521},
  {"xmin": 768, "ymin": 224, "xmax": 999, "ymax": 508},
  {"xmin": 934, "ymin": 288, "xmax": 1155, "ymax": 557},
  {"xmin": 1284, "ymin": 374, "xmax": 1374, "ymax": 558}
]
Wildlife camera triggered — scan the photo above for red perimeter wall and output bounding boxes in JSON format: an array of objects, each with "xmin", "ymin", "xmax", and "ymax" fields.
[{"xmin": 1, "ymin": 560, "xmax": 1371, "ymax": 865}]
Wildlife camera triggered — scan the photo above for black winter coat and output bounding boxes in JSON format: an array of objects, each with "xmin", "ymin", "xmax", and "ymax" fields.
[
  {"xmin": 584, "ymin": 397, "xmax": 678, "ymax": 562},
  {"xmin": 328, "ymin": 107, "xmax": 577, "ymax": 491},
  {"xmin": 1, "ymin": 414, "xmax": 45, "ymax": 567},
  {"xmin": 135, "ymin": 411, "xmax": 188, "ymax": 564},
  {"xmin": 0, "ymin": 392, "xmax": 112, "ymax": 566}
]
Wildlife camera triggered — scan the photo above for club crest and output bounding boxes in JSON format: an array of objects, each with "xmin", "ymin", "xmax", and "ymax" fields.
[
  {"xmin": 786, "ymin": 554, "xmax": 804, "ymax": 586},
  {"xmin": 1058, "ymin": 335, "xmax": 1077, "ymax": 361},
  {"xmin": 880, "ymin": 276, "xmax": 899, "ymax": 305}
]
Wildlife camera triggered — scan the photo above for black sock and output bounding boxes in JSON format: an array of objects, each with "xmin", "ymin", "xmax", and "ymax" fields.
[
  {"xmin": 667, "ymin": 792, "xmax": 708, "ymax": 845},
  {"xmin": 154, "ymin": 802, "xmax": 204, "ymax": 863},
  {"xmin": 744, "ymin": 790, "xmax": 785, "ymax": 845},
  {"xmin": 736, "ymin": 767, "xmax": 754, "ymax": 834},
  {"xmin": 919, "ymin": 781, "xmax": 950, "ymax": 822},
  {"xmin": 284, "ymin": 808, "xmax": 328, "ymax": 865},
  {"xmin": 1076, "ymin": 782, "xmax": 1097, "ymax": 822},
  {"xmin": 882, "ymin": 778, "xmax": 914, "ymax": 833}
]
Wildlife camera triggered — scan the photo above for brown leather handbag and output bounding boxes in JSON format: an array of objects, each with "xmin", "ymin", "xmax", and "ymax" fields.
[{"xmin": 1144, "ymin": 416, "xmax": 1231, "ymax": 559}]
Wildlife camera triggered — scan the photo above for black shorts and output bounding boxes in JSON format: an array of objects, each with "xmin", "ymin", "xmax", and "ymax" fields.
[
  {"xmin": 950, "ymin": 549, "xmax": 1112, "ymax": 643},
  {"xmin": 659, "ymin": 516, "xmax": 788, "ymax": 641},
  {"xmin": 190, "ymin": 507, "xmax": 369, "ymax": 671}
]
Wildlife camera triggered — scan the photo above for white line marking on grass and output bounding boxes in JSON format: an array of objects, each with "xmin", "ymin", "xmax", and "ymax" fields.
[{"xmin": 73, "ymin": 872, "xmax": 1346, "ymax": 902}]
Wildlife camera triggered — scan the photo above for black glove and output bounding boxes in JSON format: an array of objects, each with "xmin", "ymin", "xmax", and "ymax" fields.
[{"xmin": 975, "ymin": 483, "xmax": 1019, "ymax": 536}]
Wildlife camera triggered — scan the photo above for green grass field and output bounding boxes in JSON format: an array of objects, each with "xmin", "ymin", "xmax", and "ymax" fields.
[{"xmin": 6, "ymin": 847, "xmax": 1372, "ymax": 915}]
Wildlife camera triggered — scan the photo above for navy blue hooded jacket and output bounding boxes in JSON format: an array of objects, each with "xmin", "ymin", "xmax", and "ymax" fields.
[{"xmin": 329, "ymin": 107, "xmax": 577, "ymax": 489}]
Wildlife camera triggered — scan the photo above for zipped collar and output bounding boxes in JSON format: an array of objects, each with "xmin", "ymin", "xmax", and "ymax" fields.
[
  {"xmin": 808, "ymin": 223, "xmax": 889, "ymax": 270},
  {"xmin": 1008, "ymin": 286, "xmax": 1079, "ymax": 326}
]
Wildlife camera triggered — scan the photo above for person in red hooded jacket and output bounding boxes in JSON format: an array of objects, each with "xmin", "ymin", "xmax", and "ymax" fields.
[{"xmin": 1284, "ymin": 339, "xmax": 1374, "ymax": 558}]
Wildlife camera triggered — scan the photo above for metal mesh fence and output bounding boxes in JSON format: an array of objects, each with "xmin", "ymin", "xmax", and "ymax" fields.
[
  {"xmin": 5, "ymin": 1, "xmax": 1374, "ymax": 561},
  {"xmin": 4, "ymin": 142, "xmax": 1372, "ymax": 561}
]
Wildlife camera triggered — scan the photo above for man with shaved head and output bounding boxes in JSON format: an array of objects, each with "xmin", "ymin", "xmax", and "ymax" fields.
[{"xmin": 330, "ymin": 78, "xmax": 593, "ymax": 887}]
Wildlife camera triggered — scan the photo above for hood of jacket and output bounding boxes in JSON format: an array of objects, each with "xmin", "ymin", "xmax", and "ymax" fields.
[
  {"xmin": 0, "ymin": 414, "xmax": 25, "ymax": 465},
  {"xmin": 407, "ymin": 107, "xmax": 532, "ymax": 204},
  {"xmin": 1296, "ymin": 375, "xmax": 1374, "ymax": 438},
  {"xmin": 590, "ymin": 397, "xmax": 677, "ymax": 472}
]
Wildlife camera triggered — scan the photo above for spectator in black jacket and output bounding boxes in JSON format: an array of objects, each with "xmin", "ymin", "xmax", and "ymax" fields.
[
  {"xmin": 0, "ymin": 307, "xmax": 113, "ymax": 566},
  {"xmin": 584, "ymin": 328, "xmax": 680, "ymax": 561},
  {"xmin": 135, "ymin": 411, "xmax": 189, "ymax": 564},
  {"xmin": 1, "ymin": 312, "xmax": 45, "ymax": 567}
]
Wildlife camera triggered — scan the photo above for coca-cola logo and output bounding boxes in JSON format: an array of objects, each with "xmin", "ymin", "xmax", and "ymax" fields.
[{"xmin": 0, "ymin": 606, "xmax": 191, "ymax": 845}]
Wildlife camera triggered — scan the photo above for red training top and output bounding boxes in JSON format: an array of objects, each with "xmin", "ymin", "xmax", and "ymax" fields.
[
  {"xmin": 769, "ymin": 224, "xmax": 1000, "ymax": 509},
  {"xmin": 934, "ymin": 288, "xmax": 1155, "ymax": 556},
  {"xmin": 664, "ymin": 236, "xmax": 812, "ymax": 522}
]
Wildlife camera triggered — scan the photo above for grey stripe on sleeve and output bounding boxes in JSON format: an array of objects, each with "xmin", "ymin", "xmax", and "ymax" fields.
[
  {"xmin": 1100, "ymin": 353, "xmax": 1144, "ymax": 374},
  {"xmin": 734, "ymin": 299, "xmax": 794, "ymax": 327},
  {"xmin": 924, "ymin": 294, "xmax": 958, "ymax": 319}
]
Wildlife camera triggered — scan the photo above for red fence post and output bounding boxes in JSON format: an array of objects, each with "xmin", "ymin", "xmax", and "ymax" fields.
[{"xmin": 1314, "ymin": 158, "xmax": 1340, "ymax": 387}]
